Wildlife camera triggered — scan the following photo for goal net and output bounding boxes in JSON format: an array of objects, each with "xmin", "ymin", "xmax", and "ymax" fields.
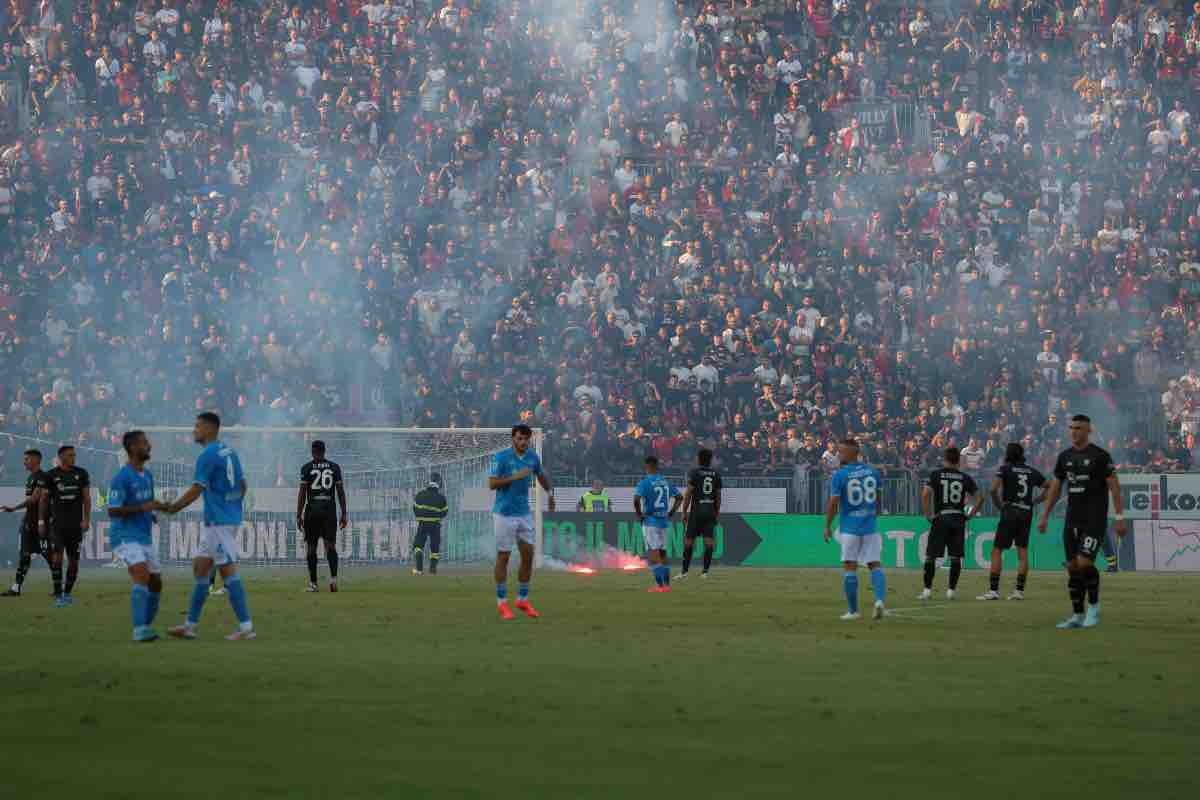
[{"xmin": 125, "ymin": 427, "xmax": 538, "ymax": 568}]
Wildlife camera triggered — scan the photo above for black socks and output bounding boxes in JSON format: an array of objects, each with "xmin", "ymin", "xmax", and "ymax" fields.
[
  {"xmin": 948, "ymin": 558, "xmax": 962, "ymax": 590},
  {"xmin": 1068, "ymin": 573, "xmax": 1085, "ymax": 613},
  {"xmin": 1083, "ymin": 565, "xmax": 1100, "ymax": 605}
]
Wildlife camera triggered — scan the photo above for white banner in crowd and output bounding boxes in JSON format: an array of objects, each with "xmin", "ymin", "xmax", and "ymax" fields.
[
  {"xmin": 1, "ymin": 486, "xmax": 789, "ymax": 516},
  {"xmin": 459, "ymin": 487, "xmax": 787, "ymax": 514}
]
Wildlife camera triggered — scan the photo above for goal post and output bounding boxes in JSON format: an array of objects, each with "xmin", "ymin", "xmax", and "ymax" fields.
[{"xmin": 133, "ymin": 426, "xmax": 544, "ymax": 568}]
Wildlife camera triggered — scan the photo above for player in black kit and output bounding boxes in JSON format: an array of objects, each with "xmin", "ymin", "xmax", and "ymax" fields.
[
  {"xmin": 297, "ymin": 440, "xmax": 348, "ymax": 593},
  {"xmin": 46, "ymin": 445, "xmax": 91, "ymax": 606},
  {"xmin": 679, "ymin": 449, "xmax": 722, "ymax": 579},
  {"xmin": 1, "ymin": 449, "xmax": 52, "ymax": 598},
  {"xmin": 978, "ymin": 443, "xmax": 1045, "ymax": 601},
  {"xmin": 920, "ymin": 447, "xmax": 984, "ymax": 600},
  {"xmin": 1038, "ymin": 415, "xmax": 1126, "ymax": 629}
]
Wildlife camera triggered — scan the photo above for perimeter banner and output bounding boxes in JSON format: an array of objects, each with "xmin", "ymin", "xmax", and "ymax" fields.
[
  {"xmin": 543, "ymin": 514, "xmax": 1102, "ymax": 571},
  {"xmin": 1118, "ymin": 473, "xmax": 1200, "ymax": 519},
  {"xmin": 0, "ymin": 509, "xmax": 1119, "ymax": 570}
]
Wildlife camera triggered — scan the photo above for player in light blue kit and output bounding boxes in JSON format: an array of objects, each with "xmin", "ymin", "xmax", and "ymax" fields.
[
  {"xmin": 825, "ymin": 438, "xmax": 887, "ymax": 621},
  {"xmin": 634, "ymin": 456, "xmax": 682, "ymax": 593},
  {"xmin": 108, "ymin": 431, "xmax": 168, "ymax": 642},
  {"xmin": 488, "ymin": 424, "xmax": 555, "ymax": 620},
  {"xmin": 163, "ymin": 412, "xmax": 256, "ymax": 640}
]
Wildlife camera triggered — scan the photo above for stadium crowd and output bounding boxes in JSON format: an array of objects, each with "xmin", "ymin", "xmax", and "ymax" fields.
[{"xmin": 1, "ymin": 0, "xmax": 1200, "ymax": 485}]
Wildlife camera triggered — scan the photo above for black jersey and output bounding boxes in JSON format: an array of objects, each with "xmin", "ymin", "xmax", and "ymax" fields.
[
  {"xmin": 927, "ymin": 468, "xmax": 978, "ymax": 516},
  {"xmin": 47, "ymin": 466, "xmax": 90, "ymax": 527},
  {"xmin": 995, "ymin": 463, "xmax": 1045, "ymax": 512},
  {"xmin": 687, "ymin": 467, "xmax": 722, "ymax": 512},
  {"xmin": 22, "ymin": 469, "xmax": 50, "ymax": 528},
  {"xmin": 300, "ymin": 459, "xmax": 343, "ymax": 517},
  {"xmin": 1052, "ymin": 444, "xmax": 1114, "ymax": 528}
]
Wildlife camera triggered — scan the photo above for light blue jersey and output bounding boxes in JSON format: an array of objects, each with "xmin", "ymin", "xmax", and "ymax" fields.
[
  {"xmin": 194, "ymin": 441, "xmax": 245, "ymax": 526},
  {"xmin": 108, "ymin": 465, "xmax": 155, "ymax": 547},
  {"xmin": 490, "ymin": 447, "xmax": 542, "ymax": 517},
  {"xmin": 635, "ymin": 474, "xmax": 679, "ymax": 529},
  {"xmin": 831, "ymin": 461, "xmax": 881, "ymax": 536}
]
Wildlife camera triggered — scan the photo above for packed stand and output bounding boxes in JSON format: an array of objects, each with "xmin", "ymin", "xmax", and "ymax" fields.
[{"xmin": 0, "ymin": 0, "xmax": 1198, "ymax": 486}]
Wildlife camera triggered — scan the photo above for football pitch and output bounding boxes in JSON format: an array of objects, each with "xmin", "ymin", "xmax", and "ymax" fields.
[{"xmin": 1, "ymin": 567, "xmax": 1197, "ymax": 800}]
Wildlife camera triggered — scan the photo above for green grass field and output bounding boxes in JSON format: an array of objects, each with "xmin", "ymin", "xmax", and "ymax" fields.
[{"xmin": 1, "ymin": 566, "xmax": 1197, "ymax": 800}]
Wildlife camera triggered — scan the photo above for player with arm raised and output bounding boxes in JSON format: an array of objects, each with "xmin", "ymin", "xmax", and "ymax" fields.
[
  {"xmin": 487, "ymin": 424, "xmax": 554, "ymax": 620},
  {"xmin": 920, "ymin": 446, "xmax": 984, "ymax": 600},
  {"xmin": 1038, "ymin": 414, "xmax": 1126, "ymax": 629},
  {"xmin": 164, "ymin": 412, "xmax": 256, "ymax": 641},
  {"xmin": 634, "ymin": 455, "xmax": 683, "ymax": 592},
  {"xmin": 107, "ymin": 431, "xmax": 168, "ymax": 642},
  {"xmin": 297, "ymin": 440, "xmax": 348, "ymax": 593},
  {"xmin": 1, "ymin": 449, "xmax": 52, "ymax": 598},
  {"xmin": 978, "ymin": 442, "xmax": 1045, "ymax": 601},
  {"xmin": 824, "ymin": 439, "xmax": 887, "ymax": 620},
  {"xmin": 679, "ymin": 448, "xmax": 722, "ymax": 579},
  {"xmin": 46, "ymin": 445, "xmax": 91, "ymax": 606}
]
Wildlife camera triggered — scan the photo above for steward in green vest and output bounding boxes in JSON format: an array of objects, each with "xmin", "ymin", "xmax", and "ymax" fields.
[{"xmin": 577, "ymin": 480, "xmax": 610, "ymax": 512}]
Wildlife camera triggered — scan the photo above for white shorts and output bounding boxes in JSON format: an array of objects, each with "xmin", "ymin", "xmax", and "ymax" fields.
[
  {"xmin": 642, "ymin": 524, "xmax": 668, "ymax": 551},
  {"xmin": 113, "ymin": 542, "xmax": 161, "ymax": 574},
  {"xmin": 494, "ymin": 514, "xmax": 535, "ymax": 553},
  {"xmin": 839, "ymin": 532, "xmax": 882, "ymax": 564},
  {"xmin": 196, "ymin": 524, "xmax": 240, "ymax": 566}
]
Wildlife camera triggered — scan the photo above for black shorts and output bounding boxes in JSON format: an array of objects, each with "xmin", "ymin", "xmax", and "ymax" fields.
[
  {"xmin": 686, "ymin": 512, "xmax": 717, "ymax": 539},
  {"xmin": 303, "ymin": 516, "xmax": 338, "ymax": 546},
  {"xmin": 994, "ymin": 508, "xmax": 1033, "ymax": 551},
  {"xmin": 1063, "ymin": 521, "xmax": 1106, "ymax": 563},
  {"xmin": 19, "ymin": 525, "xmax": 50, "ymax": 558},
  {"xmin": 50, "ymin": 525, "xmax": 83, "ymax": 554},
  {"xmin": 927, "ymin": 516, "xmax": 966, "ymax": 559}
]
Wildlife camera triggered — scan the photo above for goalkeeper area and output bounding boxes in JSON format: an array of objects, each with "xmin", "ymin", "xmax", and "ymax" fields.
[{"xmin": 1, "ymin": 568, "xmax": 1197, "ymax": 799}]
